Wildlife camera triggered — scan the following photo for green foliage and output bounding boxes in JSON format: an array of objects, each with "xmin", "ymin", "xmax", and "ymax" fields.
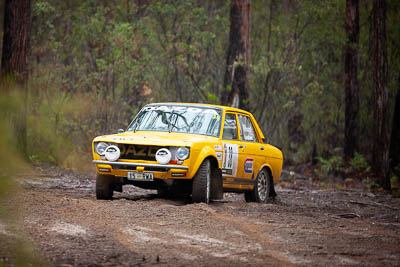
[
  {"xmin": 393, "ymin": 189, "xmax": 400, "ymax": 197},
  {"xmin": 314, "ymin": 149, "xmax": 344, "ymax": 178},
  {"xmin": 349, "ymin": 152, "xmax": 371, "ymax": 172},
  {"xmin": 361, "ymin": 177, "xmax": 380, "ymax": 188},
  {"xmin": 249, "ymin": 0, "xmax": 347, "ymax": 156},
  {"xmin": 242, "ymin": 98, "xmax": 249, "ymax": 105},
  {"xmin": 0, "ymin": 92, "xmax": 49, "ymax": 266},
  {"xmin": 290, "ymin": 144, "xmax": 310, "ymax": 164},
  {"xmin": 391, "ymin": 175, "xmax": 399, "ymax": 186},
  {"xmin": 207, "ymin": 92, "xmax": 217, "ymax": 103},
  {"xmin": 23, "ymin": 0, "xmax": 400, "ymax": 171}
]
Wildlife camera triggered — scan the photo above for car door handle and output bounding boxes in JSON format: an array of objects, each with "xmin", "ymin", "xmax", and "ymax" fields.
[
  {"xmin": 260, "ymin": 146, "xmax": 264, "ymax": 150},
  {"xmin": 239, "ymin": 145, "xmax": 244, "ymax": 148}
]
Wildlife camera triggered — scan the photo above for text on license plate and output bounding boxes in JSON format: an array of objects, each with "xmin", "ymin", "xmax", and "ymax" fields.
[{"xmin": 127, "ymin": 172, "xmax": 154, "ymax": 181}]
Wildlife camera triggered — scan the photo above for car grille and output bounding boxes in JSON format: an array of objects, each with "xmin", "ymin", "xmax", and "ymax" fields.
[{"xmin": 117, "ymin": 144, "xmax": 162, "ymax": 161}]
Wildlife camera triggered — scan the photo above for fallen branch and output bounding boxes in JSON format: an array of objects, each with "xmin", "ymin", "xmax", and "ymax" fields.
[{"xmin": 330, "ymin": 213, "xmax": 361, "ymax": 219}]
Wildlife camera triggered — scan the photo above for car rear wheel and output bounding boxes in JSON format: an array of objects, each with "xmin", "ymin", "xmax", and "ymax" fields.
[
  {"xmin": 245, "ymin": 169, "xmax": 271, "ymax": 203},
  {"xmin": 192, "ymin": 159, "xmax": 211, "ymax": 204},
  {"xmin": 96, "ymin": 173, "xmax": 114, "ymax": 200}
]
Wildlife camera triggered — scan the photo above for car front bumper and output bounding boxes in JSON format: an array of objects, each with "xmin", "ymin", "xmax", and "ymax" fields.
[{"xmin": 93, "ymin": 160, "xmax": 190, "ymax": 179}]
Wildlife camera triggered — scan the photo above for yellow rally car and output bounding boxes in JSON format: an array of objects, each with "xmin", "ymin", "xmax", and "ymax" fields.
[{"xmin": 92, "ymin": 103, "xmax": 283, "ymax": 203}]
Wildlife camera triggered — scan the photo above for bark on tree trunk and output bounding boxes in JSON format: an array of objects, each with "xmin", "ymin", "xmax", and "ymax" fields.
[
  {"xmin": 1, "ymin": 0, "xmax": 31, "ymax": 83},
  {"xmin": 389, "ymin": 75, "xmax": 400, "ymax": 171},
  {"xmin": 221, "ymin": 0, "xmax": 251, "ymax": 111},
  {"xmin": 344, "ymin": 0, "xmax": 360, "ymax": 161},
  {"xmin": 371, "ymin": 0, "xmax": 391, "ymax": 190},
  {"xmin": 0, "ymin": 0, "xmax": 4, "ymax": 55},
  {"xmin": 1, "ymin": 0, "xmax": 32, "ymax": 157}
]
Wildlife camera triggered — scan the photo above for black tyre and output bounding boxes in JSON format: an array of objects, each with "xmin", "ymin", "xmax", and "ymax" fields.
[
  {"xmin": 157, "ymin": 180, "xmax": 191, "ymax": 199},
  {"xmin": 96, "ymin": 173, "xmax": 114, "ymax": 200},
  {"xmin": 244, "ymin": 191, "xmax": 255, "ymax": 202},
  {"xmin": 157, "ymin": 187, "xmax": 171, "ymax": 198},
  {"xmin": 245, "ymin": 169, "xmax": 271, "ymax": 203},
  {"xmin": 192, "ymin": 159, "xmax": 211, "ymax": 204}
]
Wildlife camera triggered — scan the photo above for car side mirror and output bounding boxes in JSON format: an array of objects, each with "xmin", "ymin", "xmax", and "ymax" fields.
[{"xmin": 117, "ymin": 129, "xmax": 125, "ymax": 134}]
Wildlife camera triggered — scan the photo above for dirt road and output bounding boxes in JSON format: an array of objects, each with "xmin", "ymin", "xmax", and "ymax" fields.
[{"xmin": 1, "ymin": 165, "xmax": 400, "ymax": 266}]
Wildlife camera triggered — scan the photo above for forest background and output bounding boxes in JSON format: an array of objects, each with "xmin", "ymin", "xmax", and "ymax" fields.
[{"xmin": 0, "ymin": 0, "xmax": 399, "ymax": 191}]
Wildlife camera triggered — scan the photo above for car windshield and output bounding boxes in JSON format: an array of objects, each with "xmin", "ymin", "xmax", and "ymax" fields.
[{"xmin": 127, "ymin": 105, "xmax": 222, "ymax": 137}]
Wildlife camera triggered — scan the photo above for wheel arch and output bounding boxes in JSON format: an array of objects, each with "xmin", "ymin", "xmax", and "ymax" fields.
[{"xmin": 189, "ymin": 146, "xmax": 218, "ymax": 178}]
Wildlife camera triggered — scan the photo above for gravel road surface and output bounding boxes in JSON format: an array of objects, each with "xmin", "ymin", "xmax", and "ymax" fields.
[{"xmin": 1, "ymin": 165, "xmax": 399, "ymax": 266}]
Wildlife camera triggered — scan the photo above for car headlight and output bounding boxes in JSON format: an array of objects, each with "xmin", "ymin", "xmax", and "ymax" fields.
[
  {"xmin": 95, "ymin": 142, "xmax": 109, "ymax": 155},
  {"xmin": 176, "ymin": 147, "xmax": 190, "ymax": 161},
  {"xmin": 104, "ymin": 145, "xmax": 120, "ymax": 161}
]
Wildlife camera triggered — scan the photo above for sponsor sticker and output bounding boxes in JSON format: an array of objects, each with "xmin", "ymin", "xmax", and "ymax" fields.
[
  {"xmin": 171, "ymin": 173, "xmax": 186, "ymax": 177},
  {"xmin": 216, "ymin": 152, "xmax": 222, "ymax": 160},
  {"xmin": 244, "ymin": 158, "xmax": 254, "ymax": 174},
  {"xmin": 214, "ymin": 145, "xmax": 222, "ymax": 151},
  {"xmin": 143, "ymin": 105, "xmax": 218, "ymax": 115}
]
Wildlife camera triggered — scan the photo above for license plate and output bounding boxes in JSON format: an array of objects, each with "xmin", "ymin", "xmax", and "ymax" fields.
[{"xmin": 127, "ymin": 172, "xmax": 154, "ymax": 181}]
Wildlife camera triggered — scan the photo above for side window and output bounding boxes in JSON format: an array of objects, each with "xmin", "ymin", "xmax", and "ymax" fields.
[
  {"xmin": 222, "ymin": 113, "xmax": 238, "ymax": 140},
  {"xmin": 238, "ymin": 115, "xmax": 258, "ymax": 142}
]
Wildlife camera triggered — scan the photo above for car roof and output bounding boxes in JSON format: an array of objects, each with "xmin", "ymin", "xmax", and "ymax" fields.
[{"xmin": 147, "ymin": 102, "xmax": 252, "ymax": 115}]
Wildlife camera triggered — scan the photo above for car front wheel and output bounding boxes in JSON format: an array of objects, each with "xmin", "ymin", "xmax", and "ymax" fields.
[
  {"xmin": 192, "ymin": 159, "xmax": 211, "ymax": 204},
  {"xmin": 96, "ymin": 173, "xmax": 114, "ymax": 200}
]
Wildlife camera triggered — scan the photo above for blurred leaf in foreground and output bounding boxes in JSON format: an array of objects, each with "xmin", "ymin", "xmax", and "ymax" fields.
[{"xmin": 0, "ymin": 91, "xmax": 48, "ymax": 266}]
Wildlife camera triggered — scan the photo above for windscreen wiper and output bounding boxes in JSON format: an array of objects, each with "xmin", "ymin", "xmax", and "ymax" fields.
[{"xmin": 168, "ymin": 110, "xmax": 175, "ymax": 133}]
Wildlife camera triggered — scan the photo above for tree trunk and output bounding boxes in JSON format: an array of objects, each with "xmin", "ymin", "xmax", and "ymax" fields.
[
  {"xmin": 134, "ymin": 0, "xmax": 149, "ymax": 18},
  {"xmin": 1, "ymin": 0, "xmax": 31, "ymax": 84},
  {"xmin": 221, "ymin": 0, "xmax": 251, "ymax": 111},
  {"xmin": 1, "ymin": 0, "xmax": 32, "ymax": 157},
  {"xmin": 344, "ymin": 0, "xmax": 360, "ymax": 161},
  {"xmin": 371, "ymin": 0, "xmax": 390, "ymax": 190},
  {"xmin": 0, "ymin": 0, "xmax": 4, "ymax": 55},
  {"xmin": 389, "ymin": 75, "xmax": 400, "ymax": 171}
]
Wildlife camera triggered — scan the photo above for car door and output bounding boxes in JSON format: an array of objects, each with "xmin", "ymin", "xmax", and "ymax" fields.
[
  {"xmin": 220, "ymin": 113, "xmax": 245, "ymax": 180},
  {"xmin": 237, "ymin": 114, "xmax": 265, "ymax": 182}
]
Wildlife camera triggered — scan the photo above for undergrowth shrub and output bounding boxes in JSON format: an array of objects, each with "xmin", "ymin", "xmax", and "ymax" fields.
[
  {"xmin": 314, "ymin": 147, "xmax": 344, "ymax": 178},
  {"xmin": 27, "ymin": 83, "xmax": 141, "ymax": 171},
  {"xmin": 349, "ymin": 152, "xmax": 370, "ymax": 172}
]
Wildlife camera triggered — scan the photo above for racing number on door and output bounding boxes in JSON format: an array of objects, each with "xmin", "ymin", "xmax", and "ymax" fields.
[
  {"xmin": 223, "ymin": 145, "xmax": 233, "ymax": 168},
  {"xmin": 222, "ymin": 143, "xmax": 238, "ymax": 176}
]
